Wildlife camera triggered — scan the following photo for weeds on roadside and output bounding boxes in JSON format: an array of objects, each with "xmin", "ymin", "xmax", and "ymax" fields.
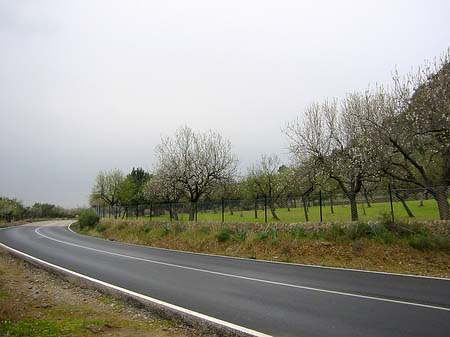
[{"xmin": 87, "ymin": 218, "xmax": 450, "ymax": 253}]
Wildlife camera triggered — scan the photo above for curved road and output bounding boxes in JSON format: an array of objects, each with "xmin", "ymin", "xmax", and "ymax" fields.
[{"xmin": 1, "ymin": 221, "xmax": 449, "ymax": 337}]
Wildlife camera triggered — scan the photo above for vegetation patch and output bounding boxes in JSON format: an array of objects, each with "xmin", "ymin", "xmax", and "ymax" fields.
[
  {"xmin": 0, "ymin": 250, "xmax": 197, "ymax": 337},
  {"xmin": 75, "ymin": 219, "xmax": 450, "ymax": 278},
  {"xmin": 77, "ymin": 209, "xmax": 100, "ymax": 230}
]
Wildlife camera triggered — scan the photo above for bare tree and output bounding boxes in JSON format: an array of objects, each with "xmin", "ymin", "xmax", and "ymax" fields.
[
  {"xmin": 155, "ymin": 126, "xmax": 237, "ymax": 220},
  {"xmin": 354, "ymin": 50, "xmax": 450, "ymax": 219},
  {"xmin": 287, "ymin": 159, "xmax": 324, "ymax": 221},
  {"xmin": 285, "ymin": 97, "xmax": 376, "ymax": 221},
  {"xmin": 143, "ymin": 174, "xmax": 184, "ymax": 219},
  {"xmin": 247, "ymin": 154, "xmax": 290, "ymax": 220},
  {"xmin": 90, "ymin": 169, "xmax": 124, "ymax": 218}
]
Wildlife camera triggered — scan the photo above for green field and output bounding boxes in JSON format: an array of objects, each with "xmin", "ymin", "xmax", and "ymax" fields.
[{"xmin": 115, "ymin": 198, "xmax": 447, "ymax": 223}]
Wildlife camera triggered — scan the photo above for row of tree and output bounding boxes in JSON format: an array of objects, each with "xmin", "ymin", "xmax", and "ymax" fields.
[
  {"xmin": 0, "ymin": 197, "xmax": 80, "ymax": 222},
  {"xmin": 90, "ymin": 49, "xmax": 450, "ymax": 220}
]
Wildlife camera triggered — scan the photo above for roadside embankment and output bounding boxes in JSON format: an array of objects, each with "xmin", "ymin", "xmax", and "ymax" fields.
[{"xmin": 76, "ymin": 218, "xmax": 450, "ymax": 278}]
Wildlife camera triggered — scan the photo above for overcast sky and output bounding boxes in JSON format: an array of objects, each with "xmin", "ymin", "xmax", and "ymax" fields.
[{"xmin": 1, "ymin": 0, "xmax": 449, "ymax": 208}]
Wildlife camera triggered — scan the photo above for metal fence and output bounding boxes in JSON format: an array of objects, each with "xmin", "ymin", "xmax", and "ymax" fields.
[{"xmin": 93, "ymin": 186, "xmax": 450, "ymax": 223}]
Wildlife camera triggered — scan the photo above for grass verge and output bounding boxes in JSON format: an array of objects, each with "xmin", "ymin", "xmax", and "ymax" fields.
[
  {"xmin": 76, "ymin": 218, "xmax": 450, "ymax": 278},
  {"xmin": 0, "ymin": 249, "xmax": 196, "ymax": 337}
]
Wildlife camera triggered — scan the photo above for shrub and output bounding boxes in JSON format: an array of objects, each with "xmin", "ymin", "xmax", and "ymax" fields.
[
  {"xmin": 408, "ymin": 234, "xmax": 435, "ymax": 251},
  {"xmin": 258, "ymin": 230, "xmax": 270, "ymax": 241},
  {"xmin": 96, "ymin": 223, "xmax": 108, "ymax": 233},
  {"xmin": 154, "ymin": 225, "xmax": 171, "ymax": 238},
  {"xmin": 371, "ymin": 224, "xmax": 396, "ymax": 244},
  {"xmin": 323, "ymin": 225, "xmax": 346, "ymax": 241},
  {"xmin": 346, "ymin": 223, "xmax": 372, "ymax": 240},
  {"xmin": 408, "ymin": 234, "xmax": 450, "ymax": 252},
  {"xmin": 258, "ymin": 228, "xmax": 279, "ymax": 244},
  {"xmin": 290, "ymin": 226, "xmax": 307, "ymax": 239},
  {"xmin": 216, "ymin": 227, "xmax": 232, "ymax": 242},
  {"xmin": 78, "ymin": 209, "xmax": 100, "ymax": 229},
  {"xmin": 233, "ymin": 228, "xmax": 248, "ymax": 242}
]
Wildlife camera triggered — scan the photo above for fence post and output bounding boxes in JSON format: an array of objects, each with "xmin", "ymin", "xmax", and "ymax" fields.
[
  {"xmin": 195, "ymin": 201, "xmax": 198, "ymax": 222},
  {"xmin": 264, "ymin": 195, "xmax": 268, "ymax": 224},
  {"xmin": 330, "ymin": 194, "xmax": 334, "ymax": 214},
  {"xmin": 254, "ymin": 195, "xmax": 258, "ymax": 219},
  {"xmin": 388, "ymin": 184, "xmax": 395, "ymax": 223},
  {"xmin": 319, "ymin": 190, "xmax": 323, "ymax": 223},
  {"xmin": 169, "ymin": 203, "xmax": 173, "ymax": 222},
  {"xmin": 136, "ymin": 204, "xmax": 139, "ymax": 219},
  {"xmin": 149, "ymin": 203, "xmax": 153, "ymax": 221},
  {"xmin": 221, "ymin": 197, "xmax": 225, "ymax": 223}
]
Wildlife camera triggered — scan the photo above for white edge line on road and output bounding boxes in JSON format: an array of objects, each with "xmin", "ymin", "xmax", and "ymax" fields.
[
  {"xmin": 67, "ymin": 223, "xmax": 450, "ymax": 282},
  {"xmin": 0, "ymin": 241, "xmax": 272, "ymax": 337},
  {"xmin": 36, "ymin": 226, "xmax": 450, "ymax": 312}
]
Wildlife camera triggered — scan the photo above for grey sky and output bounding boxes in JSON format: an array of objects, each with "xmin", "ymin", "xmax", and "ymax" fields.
[{"xmin": 1, "ymin": 0, "xmax": 449, "ymax": 208}]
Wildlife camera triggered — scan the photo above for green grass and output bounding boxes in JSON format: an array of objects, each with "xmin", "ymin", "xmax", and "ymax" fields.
[
  {"xmin": 121, "ymin": 199, "xmax": 447, "ymax": 223},
  {"xmin": 0, "ymin": 319, "xmax": 107, "ymax": 337},
  {"xmin": 83, "ymin": 217, "xmax": 450, "ymax": 253}
]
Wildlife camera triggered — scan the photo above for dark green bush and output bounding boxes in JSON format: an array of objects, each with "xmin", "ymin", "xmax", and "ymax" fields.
[
  {"xmin": 258, "ymin": 228, "xmax": 279, "ymax": 244},
  {"xmin": 340, "ymin": 223, "xmax": 373, "ymax": 241},
  {"xmin": 258, "ymin": 230, "xmax": 270, "ymax": 240},
  {"xmin": 289, "ymin": 226, "xmax": 307, "ymax": 239},
  {"xmin": 155, "ymin": 225, "xmax": 171, "ymax": 237},
  {"xmin": 323, "ymin": 225, "xmax": 346, "ymax": 241},
  {"xmin": 408, "ymin": 234, "xmax": 450, "ymax": 252},
  {"xmin": 408, "ymin": 234, "xmax": 435, "ymax": 251},
  {"xmin": 95, "ymin": 223, "xmax": 108, "ymax": 233},
  {"xmin": 371, "ymin": 224, "xmax": 396, "ymax": 244},
  {"xmin": 78, "ymin": 209, "xmax": 100, "ymax": 229},
  {"xmin": 233, "ymin": 228, "xmax": 248, "ymax": 242},
  {"xmin": 216, "ymin": 227, "xmax": 232, "ymax": 242}
]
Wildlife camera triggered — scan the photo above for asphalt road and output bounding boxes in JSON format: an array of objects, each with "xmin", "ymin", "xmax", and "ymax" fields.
[{"xmin": 1, "ymin": 221, "xmax": 449, "ymax": 337}]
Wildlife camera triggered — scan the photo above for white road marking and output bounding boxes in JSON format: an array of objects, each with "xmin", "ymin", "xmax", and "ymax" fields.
[
  {"xmin": 35, "ymin": 226, "xmax": 450, "ymax": 312},
  {"xmin": 0, "ymin": 242, "xmax": 271, "ymax": 337}
]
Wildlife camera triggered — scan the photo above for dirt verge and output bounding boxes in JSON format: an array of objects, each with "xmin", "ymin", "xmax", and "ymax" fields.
[{"xmin": 0, "ymin": 249, "xmax": 199, "ymax": 337}]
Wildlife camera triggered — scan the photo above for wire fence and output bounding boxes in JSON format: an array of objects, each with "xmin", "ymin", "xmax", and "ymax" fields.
[{"xmin": 93, "ymin": 185, "xmax": 450, "ymax": 223}]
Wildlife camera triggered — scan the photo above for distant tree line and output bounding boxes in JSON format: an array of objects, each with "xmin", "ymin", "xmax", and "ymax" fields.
[
  {"xmin": 90, "ymin": 49, "xmax": 450, "ymax": 220},
  {"xmin": 0, "ymin": 197, "xmax": 81, "ymax": 223}
]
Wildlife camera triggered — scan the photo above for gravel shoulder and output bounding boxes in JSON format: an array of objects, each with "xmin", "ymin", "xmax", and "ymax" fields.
[{"xmin": 0, "ymin": 248, "xmax": 198, "ymax": 337}]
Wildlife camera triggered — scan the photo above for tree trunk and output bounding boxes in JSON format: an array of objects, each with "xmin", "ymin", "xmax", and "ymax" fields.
[
  {"xmin": 430, "ymin": 187, "xmax": 450, "ymax": 220},
  {"xmin": 268, "ymin": 200, "xmax": 280, "ymax": 220},
  {"xmin": 302, "ymin": 197, "xmax": 309, "ymax": 222},
  {"xmin": 189, "ymin": 203, "xmax": 195, "ymax": 221},
  {"xmin": 330, "ymin": 195, "xmax": 334, "ymax": 214},
  {"xmin": 394, "ymin": 190, "xmax": 414, "ymax": 218},
  {"xmin": 363, "ymin": 190, "xmax": 372, "ymax": 208},
  {"xmin": 348, "ymin": 194, "xmax": 358, "ymax": 221},
  {"xmin": 270, "ymin": 206, "xmax": 280, "ymax": 220}
]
